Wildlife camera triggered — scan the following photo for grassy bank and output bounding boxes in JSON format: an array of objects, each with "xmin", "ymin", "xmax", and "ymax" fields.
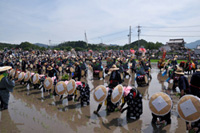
[{"xmin": 149, "ymin": 59, "xmax": 199, "ymax": 63}]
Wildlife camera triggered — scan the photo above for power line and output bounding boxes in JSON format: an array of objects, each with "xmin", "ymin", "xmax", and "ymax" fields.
[
  {"xmin": 142, "ymin": 29, "xmax": 200, "ymax": 32},
  {"xmin": 141, "ymin": 25, "xmax": 200, "ymax": 29},
  {"xmin": 90, "ymin": 30, "xmax": 128, "ymax": 40},
  {"xmin": 141, "ymin": 34, "xmax": 200, "ymax": 37},
  {"xmin": 137, "ymin": 25, "xmax": 141, "ymax": 48}
]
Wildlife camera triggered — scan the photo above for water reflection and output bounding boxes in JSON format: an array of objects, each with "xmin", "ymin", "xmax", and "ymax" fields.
[
  {"xmin": 0, "ymin": 63, "xmax": 186, "ymax": 132},
  {"xmin": 0, "ymin": 109, "xmax": 21, "ymax": 133}
]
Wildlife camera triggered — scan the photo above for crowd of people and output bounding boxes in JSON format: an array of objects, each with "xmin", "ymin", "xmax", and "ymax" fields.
[{"xmin": 0, "ymin": 48, "xmax": 200, "ymax": 132}]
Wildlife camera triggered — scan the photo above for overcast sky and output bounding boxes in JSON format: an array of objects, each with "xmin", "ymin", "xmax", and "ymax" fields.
[{"xmin": 0, "ymin": 0, "xmax": 200, "ymax": 45}]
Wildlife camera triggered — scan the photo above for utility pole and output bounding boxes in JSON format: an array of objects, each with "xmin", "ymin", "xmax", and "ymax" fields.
[
  {"xmin": 49, "ymin": 40, "xmax": 51, "ymax": 46},
  {"xmin": 99, "ymin": 37, "xmax": 103, "ymax": 44},
  {"xmin": 84, "ymin": 31, "xmax": 88, "ymax": 46},
  {"xmin": 137, "ymin": 25, "xmax": 141, "ymax": 48},
  {"xmin": 127, "ymin": 26, "xmax": 132, "ymax": 44}
]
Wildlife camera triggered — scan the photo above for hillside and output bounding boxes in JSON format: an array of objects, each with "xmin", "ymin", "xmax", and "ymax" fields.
[
  {"xmin": 185, "ymin": 40, "xmax": 200, "ymax": 49},
  {"xmin": 0, "ymin": 39, "xmax": 164, "ymax": 51},
  {"xmin": 0, "ymin": 42, "xmax": 17, "ymax": 50},
  {"xmin": 34, "ymin": 43, "xmax": 49, "ymax": 48},
  {"xmin": 123, "ymin": 39, "xmax": 163, "ymax": 50}
]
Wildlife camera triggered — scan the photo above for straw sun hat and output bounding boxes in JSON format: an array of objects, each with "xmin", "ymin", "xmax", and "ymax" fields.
[
  {"xmin": 0, "ymin": 66, "xmax": 12, "ymax": 72},
  {"xmin": 175, "ymin": 68, "xmax": 184, "ymax": 75},
  {"xmin": 47, "ymin": 66, "xmax": 53, "ymax": 71},
  {"xmin": 111, "ymin": 84, "xmax": 124, "ymax": 104},
  {"xmin": 177, "ymin": 95, "xmax": 200, "ymax": 122},
  {"xmin": 196, "ymin": 67, "xmax": 200, "ymax": 72},
  {"xmin": 108, "ymin": 65, "xmax": 119, "ymax": 75},
  {"xmin": 149, "ymin": 92, "xmax": 172, "ymax": 116},
  {"xmin": 93, "ymin": 85, "xmax": 108, "ymax": 103}
]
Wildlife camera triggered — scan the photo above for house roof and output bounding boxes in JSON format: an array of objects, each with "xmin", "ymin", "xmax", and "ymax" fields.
[
  {"xmin": 167, "ymin": 39, "xmax": 185, "ymax": 44},
  {"xmin": 194, "ymin": 49, "xmax": 200, "ymax": 54}
]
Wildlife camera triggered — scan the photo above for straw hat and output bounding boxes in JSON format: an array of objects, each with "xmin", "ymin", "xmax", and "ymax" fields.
[
  {"xmin": 131, "ymin": 55, "xmax": 135, "ymax": 59},
  {"xmin": 18, "ymin": 72, "xmax": 25, "ymax": 81},
  {"xmin": 175, "ymin": 68, "xmax": 184, "ymax": 75},
  {"xmin": 173, "ymin": 57, "xmax": 177, "ymax": 60},
  {"xmin": 15, "ymin": 71, "xmax": 20, "ymax": 79},
  {"xmin": 43, "ymin": 66, "xmax": 46, "ymax": 70},
  {"xmin": 9, "ymin": 69, "xmax": 15, "ymax": 77},
  {"xmin": 55, "ymin": 81, "xmax": 67, "ymax": 95},
  {"xmin": 24, "ymin": 71, "xmax": 31, "ymax": 81},
  {"xmin": 108, "ymin": 65, "xmax": 119, "ymax": 75},
  {"xmin": 75, "ymin": 62, "xmax": 79, "ymax": 66},
  {"xmin": 0, "ymin": 66, "xmax": 12, "ymax": 72},
  {"xmin": 47, "ymin": 66, "xmax": 53, "ymax": 71},
  {"xmin": 58, "ymin": 66, "xmax": 62, "ymax": 72},
  {"xmin": 177, "ymin": 95, "xmax": 200, "ymax": 122},
  {"xmin": 149, "ymin": 92, "xmax": 172, "ymax": 116},
  {"xmin": 110, "ymin": 65, "xmax": 119, "ymax": 71},
  {"xmin": 33, "ymin": 74, "xmax": 39, "ymax": 84},
  {"xmin": 93, "ymin": 85, "xmax": 108, "ymax": 103},
  {"xmin": 174, "ymin": 55, "xmax": 178, "ymax": 58},
  {"xmin": 196, "ymin": 67, "xmax": 200, "ymax": 72},
  {"xmin": 44, "ymin": 77, "xmax": 53, "ymax": 90},
  {"xmin": 66, "ymin": 79, "xmax": 76, "ymax": 95},
  {"xmin": 70, "ymin": 67, "xmax": 75, "ymax": 72},
  {"xmin": 111, "ymin": 84, "xmax": 124, "ymax": 104}
]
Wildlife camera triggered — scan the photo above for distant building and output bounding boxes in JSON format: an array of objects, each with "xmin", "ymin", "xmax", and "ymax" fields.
[
  {"xmin": 194, "ymin": 49, "xmax": 200, "ymax": 55},
  {"xmin": 166, "ymin": 38, "xmax": 185, "ymax": 50},
  {"xmin": 97, "ymin": 43, "xmax": 107, "ymax": 47},
  {"xmin": 159, "ymin": 45, "xmax": 171, "ymax": 51},
  {"xmin": 196, "ymin": 45, "xmax": 200, "ymax": 49},
  {"xmin": 109, "ymin": 44, "xmax": 118, "ymax": 46}
]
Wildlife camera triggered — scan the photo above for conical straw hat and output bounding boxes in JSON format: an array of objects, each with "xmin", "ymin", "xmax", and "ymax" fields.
[
  {"xmin": 177, "ymin": 95, "xmax": 200, "ymax": 122},
  {"xmin": 33, "ymin": 74, "xmax": 40, "ymax": 84},
  {"xmin": 66, "ymin": 79, "xmax": 76, "ymax": 95},
  {"xmin": 9, "ymin": 69, "xmax": 15, "ymax": 77},
  {"xmin": 24, "ymin": 71, "xmax": 31, "ymax": 81},
  {"xmin": 55, "ymin": 81, "xmax": 67, "ymax": 95},
  {"xmin": 149, "ymin": 92, "xmax": 172, "ymax": 116},
  {"xmin": 93, "ymin": 85, "xmax": 108, "ymax": 103},
  {"xmin": 15, "ymin": 71, "xmax": 20, "ymax": 79},
  {"xmin": 111, "ymin": 84, "xmax": 124, "ymax": 104},
  {"xmin": 70, "ymin": 67, "xmax": 75, "ymax": 72},
  {"xmin": 58, "ymin": 66, "xmax": 62, "ymax": 72},
  {"xmin": 0, "ymin": 66, "xmax": 12, "ymax": 72},
  {"xmin": 18, "ymin": 72, "xmax": 25, "ymax": 81},
  {"xmin": 43, "ymin": 77, "xmax": 53, "ymax": 90}
]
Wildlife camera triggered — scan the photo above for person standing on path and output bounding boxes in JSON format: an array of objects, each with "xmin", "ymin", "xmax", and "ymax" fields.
[{"xmin": 0, "ymin": 66, "xmax": 15, "ymax": 111}]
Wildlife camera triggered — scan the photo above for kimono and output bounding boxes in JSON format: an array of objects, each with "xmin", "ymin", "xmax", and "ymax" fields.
[
  {"xmin": 121, "ymin": 89, "xmax": 143, "ymax": 119},
  {"xmin": 72, "ymin": 65, "xmax": 81, "ymax": 81},
  {"xmin": 109, "ymin": 70, "xmax": 122, "ymax": 88},
  {"xmin": 0, "ymin": 74, "xmax": 15, "ymax": 110},
  {"xmin": 151, "ymin": 112, "xmax": 171, "ymax": 125},
  {"xmin": 77, "ymin": 82, "xmax": 90, "ymax": 106},
  {"xmin": 190, "ymin": 71, "xmax": 200, "ymax": 98},
  {"xmin": 106, "ymin": 88, "xmax": 120, "ymax": 112}
]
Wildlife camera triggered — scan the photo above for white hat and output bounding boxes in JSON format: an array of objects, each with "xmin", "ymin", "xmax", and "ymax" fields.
[
  {"xmin": 149, "ymin": 92, "xmax": 172, "ymax": 116},
  {"xmin": 177, "ymin": 95, "xmax": 200, "ymax": 122},
  {"xmin": 0, "ymin": 66, "xmax": 12, "ymax": 72}
]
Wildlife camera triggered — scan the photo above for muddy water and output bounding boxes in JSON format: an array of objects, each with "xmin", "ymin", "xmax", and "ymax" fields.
[{"xmin": 0, "ymin": 64, "xmax": 187, "ymax": 133}]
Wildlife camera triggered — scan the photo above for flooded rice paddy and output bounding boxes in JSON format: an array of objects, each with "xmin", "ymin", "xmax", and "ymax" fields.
[{"xmin": 0, "ymin": 64, "xmax": 189, "ymax": 133}]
